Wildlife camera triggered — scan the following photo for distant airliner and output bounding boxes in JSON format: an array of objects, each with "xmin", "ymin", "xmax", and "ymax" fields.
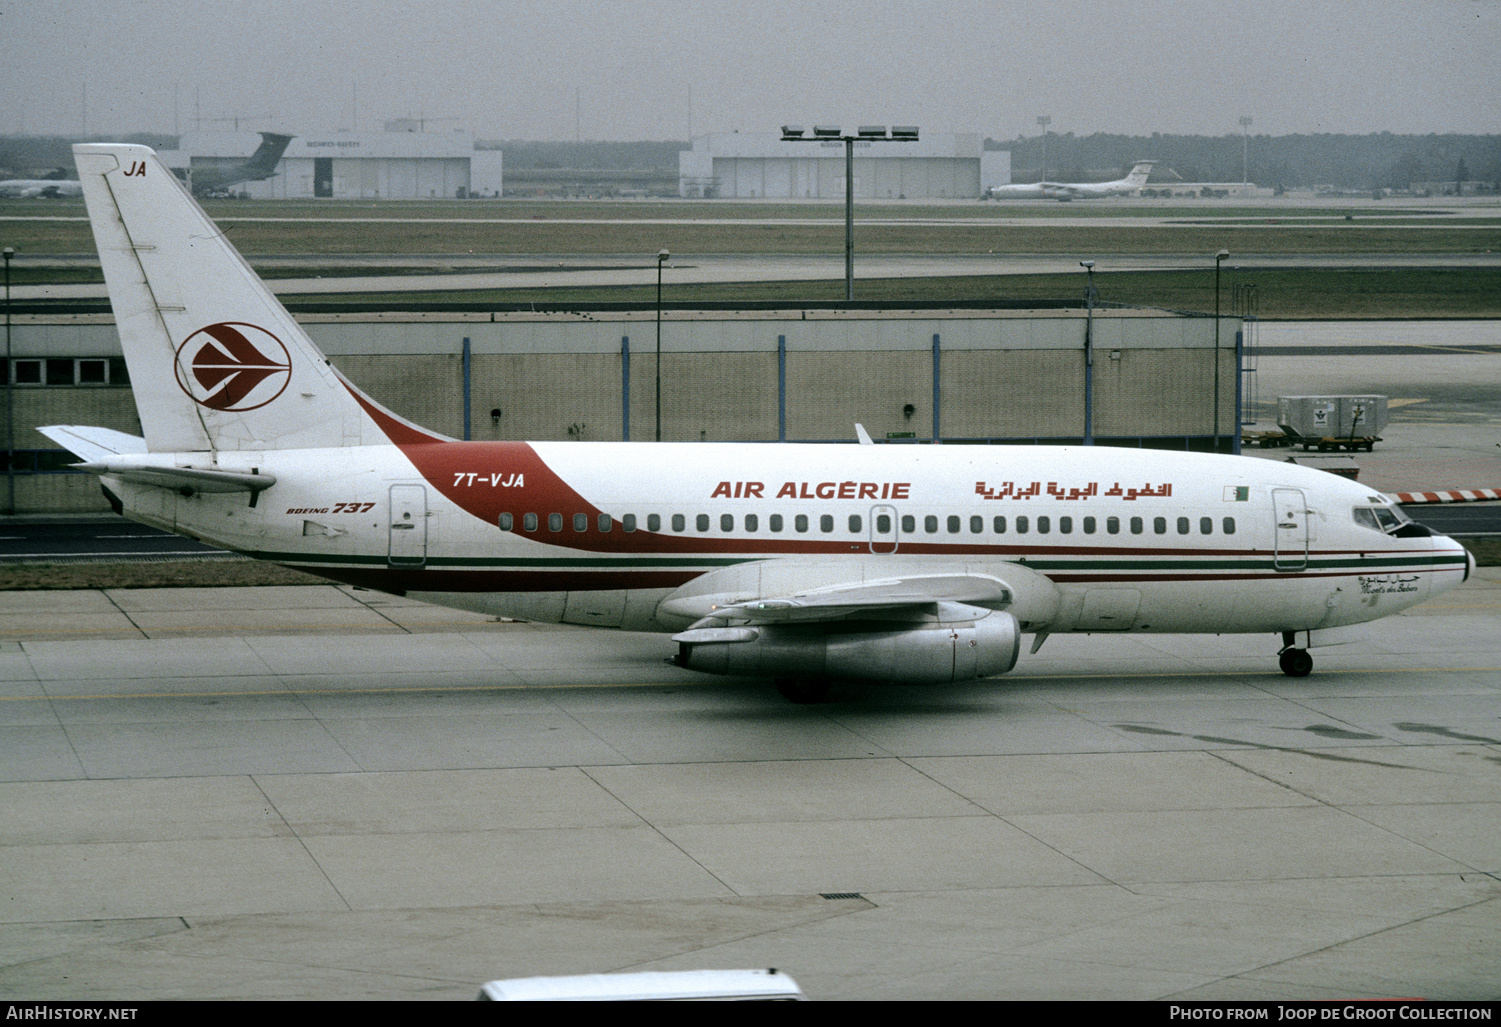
[
  {"xmin": 0, "ymin": 176, "xmax": 83, "ymax": 199},
  {"xmin": 988, "ymin": 160, "xmax": 1155, "ymax": 200},
  {"xmin": 175, "ymin": 131, "xmax": 293, "ymax": 196},
  {"xmin": 44, "ymin": 143, "xmax": 1472, "ymax": 703}
]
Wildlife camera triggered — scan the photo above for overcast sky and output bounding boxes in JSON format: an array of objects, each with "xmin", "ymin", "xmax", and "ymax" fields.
[{"xmin": 2, "ymin": 0, "xmax": 1498, "ymax": 141}]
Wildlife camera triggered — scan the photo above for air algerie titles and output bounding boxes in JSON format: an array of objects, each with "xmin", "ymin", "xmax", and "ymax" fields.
[{"xmin": 710, "ymin": 481, "xmax": 912, "ymax": 500}]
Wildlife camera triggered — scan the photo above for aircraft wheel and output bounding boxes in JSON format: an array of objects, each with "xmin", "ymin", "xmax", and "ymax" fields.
[
  {"xmin": 775, "ymin": 678, "xmax": 830, "ymax": 704},
  {"xmin": 1279, "ymin": 648, "xmax": 1313, "ymax": 677}
]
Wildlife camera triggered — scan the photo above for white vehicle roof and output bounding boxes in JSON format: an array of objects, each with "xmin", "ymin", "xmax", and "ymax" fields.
[{"xmin": 476, "ymin": 968, "xmax": 806, "ymax": 1001}]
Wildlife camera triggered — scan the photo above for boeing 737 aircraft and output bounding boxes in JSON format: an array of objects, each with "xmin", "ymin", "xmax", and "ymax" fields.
[
  {"xmin": 45, "ymin": 144, "xmax": 1471, "ymax": 701},
  {"xmin": 988, "ymin": 160, "xmax": 1155, "ymax": 200}
]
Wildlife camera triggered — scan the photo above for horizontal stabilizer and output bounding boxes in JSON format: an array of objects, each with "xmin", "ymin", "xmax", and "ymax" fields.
[
  {"xmin": 37, "ymin": 425, "xmax": 148, "ymax": 462},
  {"xmin": 73, "ymin": 461, "xmax": 276, "ymax": 494}
]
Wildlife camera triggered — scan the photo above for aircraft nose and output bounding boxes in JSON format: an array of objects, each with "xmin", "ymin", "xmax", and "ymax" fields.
[{"xmin": 1439, "ymin": 534, "xmax": 1476, "ymax": 583}]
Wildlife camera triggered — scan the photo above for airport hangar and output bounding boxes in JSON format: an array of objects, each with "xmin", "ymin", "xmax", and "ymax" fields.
[
  {"xmin": 679, "ymin": 132, "xmax": 1010, "ymax": 199},
  {"xmin": 157, "ymin": 124, "xmax": 505, "ymax": 199},
  {"xmin": 6, "ymin": 304, "xmax": 1242, "ymax": 514}
]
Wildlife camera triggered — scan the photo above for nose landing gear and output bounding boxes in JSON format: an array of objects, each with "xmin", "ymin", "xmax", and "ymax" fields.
[{"xmin": 1278, "ymin": 631, "xmax": 1313, "ymax": 677}]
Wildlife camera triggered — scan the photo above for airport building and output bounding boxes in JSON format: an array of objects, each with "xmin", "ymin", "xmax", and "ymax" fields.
[
  {"xmin": 679, "ymin": 133, "xmax": 1010, "ymax": 199},
  {"xmin": 5, "ymin": 307, "xmax": 1240, "ymax": 513},
  {"xmin": 158, "ymin": 125, "xmax": 504, "ymax": 199}
]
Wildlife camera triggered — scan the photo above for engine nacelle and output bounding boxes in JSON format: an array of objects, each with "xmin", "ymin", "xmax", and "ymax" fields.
[{"xmin": 674, "ymin": 610, "xmax": 1021, "ymax": 684}]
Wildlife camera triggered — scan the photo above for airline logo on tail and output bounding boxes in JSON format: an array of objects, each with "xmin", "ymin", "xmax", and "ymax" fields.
[{"xmin": 174, "ymin": 322, "xmax": 292, "ymax": 411}]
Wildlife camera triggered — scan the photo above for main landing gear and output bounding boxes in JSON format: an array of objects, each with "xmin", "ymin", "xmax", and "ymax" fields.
[
  {"xmin": 775, "ymin": 678, "xmax": 831, "ymax": 704},
  {"xmin": 1278, "ymin": 631, "xmax": 1313, "ymax": 677}
]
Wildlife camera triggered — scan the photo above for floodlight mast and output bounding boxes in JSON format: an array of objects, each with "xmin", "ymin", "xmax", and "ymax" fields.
[
  {"xmin": 1080, "ymin": 260, "xmax": 1097, "ymax": 446},
  {"xmin": 781, "ymin": 124, "xmax": 919, "ymax": 301}
]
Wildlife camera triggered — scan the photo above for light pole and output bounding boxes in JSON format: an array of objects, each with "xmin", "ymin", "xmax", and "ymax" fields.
[
  {"xmin": 1081, "ymin": 260, "xmax": 1096, "ymax": 446},
  {"xmin": 781, "ymin": 124, "xmax": 919, "ymax": 301},
  {"xmin": 1036, "ymin": 115, "xmax": 1051, "ymax": 181},
  {"xmin": 654, "ymin": 249, "xmax": 669, "ymax": 442},
  {"xmin": 1239, "ymin": 117, "xmax": 1253, "ymax": 186},
  {"xmin": 1214, "ymin": 249, "xmax": 1230, "ymax": 452},
  {"xmin": 4, "ymin": 246, "xmax": 13, "ymax": 516}
]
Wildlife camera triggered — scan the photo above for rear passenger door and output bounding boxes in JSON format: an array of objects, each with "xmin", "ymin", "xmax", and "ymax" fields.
[{"xmin": 388, "ymin": 484, "xmax": 428, "ymax": 567}]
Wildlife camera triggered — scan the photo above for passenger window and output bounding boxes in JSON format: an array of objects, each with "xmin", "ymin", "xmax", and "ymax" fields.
[
  {"xmin": 696, "ymin": 514, "xmax": 710, "ymax": 532},
  {"xmin": 1107, "ymin": 516, "xmax": 1120, "ymax": 535},
  {"xmin": 498, "ymin": 513, "xmax": 513, "ymax": 531},
  {"xmin": 1200, "ymin": 516, "xmax": 1212, "ymax": 535},
  {"xmin": 598, "ymin": 514, "xmax": 611, "ymax": 532},
  {"xmin": 1059, "ymin": 516, "xmax": 1072, "ymax": 534},
  {"xmin": 770, "ymin": 514, "xmax": 784, "ymax": 532},
  {"xmin": 848, "ymin": 515, "xmax": 862, "ymax": 533},
  {"xmin": 902, "ymin": 515, "xmax": 915, "ymax": 534},
  {"xmin": 1177, "ymin": 517, "xmax": 1190, "ymax": 535},
  {"xmin": 1037, "ymin": 516, "xmax": 1050, "ymax": 534},
  {"xmin": 672, "ymin": 514, "xmax": 685, "ymax": 532},
  {"xmin": 947, "ymin": 515, "xmax": 961, "ymax": 534},
  {"xmin": 925, "ymin": 515, "xmax": 938, "ymax": 533},
  {"xmin": 647, "ymin": 513, "xmax": 661, "ymax": 532},
  {"xmin": 1222, "ymin": 517, "xmax": 1235, "ymax": 535},
  {"xmin": 970, "ymin": 515, "xmax": 983, "ymax": 534},
  {"xmin": 1083, "ymin": 516, "xmax": 1096, "ymax": 534},
  {"xmin": 721, "ymin": 514, "xmax": 734, "ymax": 532},
  {"xmin": 623, "ymin": 514, "xmax": 637, "ymax": 532},
  {"xmin": 876, "ymin": 514, "xmax": 891, "ymax": 533},
  {"xmin": 1154, "ymin": 516, "xmax": 1167, "ymax": 535},
  {"xmin": 795, "ymin": 514, "xmax": 809, "ymax": 533},
  {"xmin": 549, "ymin": 513, "xmax": 563, "ymax": 532},
  {"xmin": 820, "ymin": 514, "xmax": 834, "ymax": 533},
  {"xmin": 574, "ymin": 513, "xmax": 588, "ymax": 532},
  {"xmin": 745, "ymin": 514, "xmax": 759, "ymax": 532},
  {"xmin": 993, "ymin": 516, "xmax": 1006, "ymax": 533},
  {"xmin": 1016, "ymin": 515, "xmax": 1029, "ymax": 534},
  {"xmin": 1130, "ymin": 517, "xmax": 1143, "ymax": 534},
  {"xmin": 524, "ymin": 513, "xmax": 538, "ymax": 532}
]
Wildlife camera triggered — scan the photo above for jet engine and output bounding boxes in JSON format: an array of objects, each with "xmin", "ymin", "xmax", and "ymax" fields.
[{"xmin": 672, "ymin": 609, "xmax": 1021, "ymax": 685}]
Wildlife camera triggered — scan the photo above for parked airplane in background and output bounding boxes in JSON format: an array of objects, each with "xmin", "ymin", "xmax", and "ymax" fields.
[
  {"xmin": 173, "ymin": 131, "xmax": 293, "ymax": 196},
  {"xmin": 0, "ymin": 175, "xmax": 83, "ymax": 199},
  {"xmin": 988, "ymin": 160, "xmax": 1155, "ymax": 200},
  {"xmin": 45, "ymin": 144, "xmax": 1471, "ymax": 701}
]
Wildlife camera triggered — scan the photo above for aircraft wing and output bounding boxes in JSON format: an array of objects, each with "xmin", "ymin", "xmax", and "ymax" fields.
[
  {"xmin": 658, "ymin": 561, "xmax": 1064, "ymax": 629},
  {"xmin": 712, "ymin": 573, "xmax": 1013, "ymax": 623}
]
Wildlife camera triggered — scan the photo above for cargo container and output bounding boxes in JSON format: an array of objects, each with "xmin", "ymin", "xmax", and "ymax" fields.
[{"xmin": 1277, "ymin": 395, "xmax": 1388, "ymax": 441}]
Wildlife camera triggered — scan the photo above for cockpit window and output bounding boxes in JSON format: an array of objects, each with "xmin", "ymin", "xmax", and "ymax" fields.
[{"xmin": 1354, "ymin": 506, "xmax": 1410, "ymax": 534}]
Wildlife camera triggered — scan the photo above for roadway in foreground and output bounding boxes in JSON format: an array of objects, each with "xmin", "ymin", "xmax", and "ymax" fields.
[{"xmin": 0, "ymin": 574, "xmax": 1497, "ymax": 1001}]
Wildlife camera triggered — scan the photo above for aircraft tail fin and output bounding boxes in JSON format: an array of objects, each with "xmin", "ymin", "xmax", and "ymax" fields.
[
  {"xmin": 1125, "ymin": 161, "xmax": 1155, "ymax": 186},
  {"xmin": 71, "ymin": 143, "xmax": 421, "ymax": 454},
  {"xmin": 246, "ymin": 132, "xmax": 294, "ymax": 176}
]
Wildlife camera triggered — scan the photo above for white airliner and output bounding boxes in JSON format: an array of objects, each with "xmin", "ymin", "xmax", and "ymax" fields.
[
  {"xmin": 44, "ymin": 144, "xmax": 1471, "ymax": 701},
  {"xmin": 0, "ymin": 177, "xmax": 83, "ymax": 199},
  {"xmin": 988, "ymin": 160, "xmax": 1155, "ymax": 200}
]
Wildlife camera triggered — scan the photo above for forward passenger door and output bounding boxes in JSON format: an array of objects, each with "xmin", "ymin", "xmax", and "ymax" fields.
[
  {"xmin": 1272, "ymin": 487, "xmax": 1308, "ymax": 571},
  {"xmin": 870, "ymin": 505, "xmax": 898, "ymax": 554}
]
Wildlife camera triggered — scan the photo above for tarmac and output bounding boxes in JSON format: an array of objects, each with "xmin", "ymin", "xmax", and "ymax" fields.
[{"xmin": 0, "ymin": 563, "xmax": 1498, "ymax": 1000}]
